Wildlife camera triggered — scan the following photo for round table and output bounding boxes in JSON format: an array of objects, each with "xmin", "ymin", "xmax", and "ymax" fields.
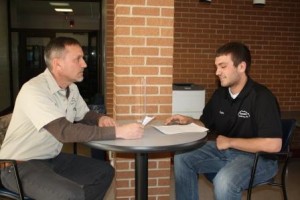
[{"xmin": 86, "ymin": 125, "xmax": 208, "ymax": 200}]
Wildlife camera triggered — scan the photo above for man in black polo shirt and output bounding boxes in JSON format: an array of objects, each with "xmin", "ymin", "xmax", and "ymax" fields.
[{"xmin": 166, "ymin": 42, "xmax": 282, "ymax": 200}]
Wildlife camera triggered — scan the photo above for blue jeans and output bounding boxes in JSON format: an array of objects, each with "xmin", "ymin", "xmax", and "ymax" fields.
[
  {"xmin": 1, "ymin": 153, "xmax": 114, "ymax": 200},
  {"xmin": 174, "ymin": 141, "xmax": 278, "ymax": 200}
]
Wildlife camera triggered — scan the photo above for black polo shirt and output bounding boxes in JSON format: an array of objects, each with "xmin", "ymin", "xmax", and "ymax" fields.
[{"xmin": 200, "ymin": 78, "xmax": 282, "ymax": 138}]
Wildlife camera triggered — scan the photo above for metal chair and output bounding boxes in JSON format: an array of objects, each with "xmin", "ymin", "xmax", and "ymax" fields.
[
  {"xmin": 0, "ymin": 113, "xmax": 32, "ymax": 200},
  {"xmin": 0, "ymin": 160, "xmax": 27, "ymax": 200},
  {"xmin": 204, "ymin": 118, "xmax": 297, "ymax": 200},
  {"xmin": 247, "ymin": 118, "xmax": 296, "ymax": 200}
]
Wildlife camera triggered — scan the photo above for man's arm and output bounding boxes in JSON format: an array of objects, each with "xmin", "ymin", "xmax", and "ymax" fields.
[
  {"xmin": 216, "ymin": 135, "xmax": 282, "ymax": 153},
  {"xmin": 77, "ymin": 111, "xmax": 104, "ymax": 125},
  {"xmin": 77, "ymin": 110, "xmax": 117, "ymax": 127},
  {"xmin": 44, "ymin": 112, "xmax": 144, "ymax": 142},
  {"xmin": 165, "ymin": 114, "xmax": 205, "ymax": 127},
  {"xmin": 44, "ymin": 117, "xmax": 116, "ymax": 143}
]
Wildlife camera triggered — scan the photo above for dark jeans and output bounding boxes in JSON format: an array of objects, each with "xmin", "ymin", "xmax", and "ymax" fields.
[{"xmin": 1, "ymin": 153, "xmax": 114, "ymax": 200}]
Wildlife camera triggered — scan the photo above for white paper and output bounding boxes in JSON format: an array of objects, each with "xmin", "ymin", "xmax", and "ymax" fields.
[
  {"xmin": 153, "ymin": 123, "xmax": 208, "ymax": 135},
  {"xmin": 141, "ymin": 116, "xmax": 155, "ymax": 126}
]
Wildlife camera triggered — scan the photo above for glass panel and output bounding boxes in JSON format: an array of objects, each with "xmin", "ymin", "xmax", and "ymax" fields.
[
  {"xmin": 9, "ymin": 0, "xmax": 102, "ymax": 105},
  {"xmin": 26, "ymin": 37, "xmax": 50, "ymax": 70}
]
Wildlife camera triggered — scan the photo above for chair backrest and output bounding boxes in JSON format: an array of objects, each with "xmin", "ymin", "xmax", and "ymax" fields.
[
  {"xmin": 0, "ymin": 113, "xmax": 12, "ymax": 187},
  {"xmin": 280, "ymin": 118, "xmax": 297, "ymax": 152},
  {"xmin": 0, "ymin": 113, "xmax": 30, "ymax": 200},
  {"xmin": 0, "ymin": 113, "xmax": 12, "ymax": 147}
]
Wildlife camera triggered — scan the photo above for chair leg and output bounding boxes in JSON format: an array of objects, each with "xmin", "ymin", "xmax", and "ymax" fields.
[
  {"xmin": 247, "ymin": 187, "xmax": 252, "ymax": 200},
  {"xmin": 282, "ymin": 185, "xmax": 288, "ymax": 200},
  {"xmin": 247, "ymin": 154, "xmax": 260, "ymax": 200},
  {"xmin": 281, "ymin": 157, "xmax": 289, "ymax": 200}
]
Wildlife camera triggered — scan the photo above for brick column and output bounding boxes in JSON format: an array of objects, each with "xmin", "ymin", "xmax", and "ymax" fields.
[{"xmin": 112, "ymin": 0, "xmax": 174, "ymax": 199}]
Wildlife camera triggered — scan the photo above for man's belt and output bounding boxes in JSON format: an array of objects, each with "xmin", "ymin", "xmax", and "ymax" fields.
[{"xmin": 0, "ymin": 161, "xmax": 24, "ymax": 169}]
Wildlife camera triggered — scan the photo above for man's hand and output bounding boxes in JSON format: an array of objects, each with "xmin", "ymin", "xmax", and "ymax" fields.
[
  {"xmin": 98, "ymin": 116, "xmax": 117, "ymax": 127},
  {"xmin": 216, "ymin": 135, "xmax": 231, "ymax": 150},
  {"xmin": 165, "ymin": 114, "xmax": 205, "ymax": 127},
  {"xmin": 115, "ymin": 123, "xmax": 144, "ymax": 139},
  {"xmin": 165, "ymin": 114, "xmax": 192, "ymax": 125}
]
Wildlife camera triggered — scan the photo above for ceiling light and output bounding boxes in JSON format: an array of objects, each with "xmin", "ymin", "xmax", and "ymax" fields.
[
  {"xmin": 55, "ymin": 8, "xmax": 73, "ymax": 12},
  {"xmin": 49, "ymin": 2, "xmax": 70, "ymax": 7},
  {"xmin": 253, "ymin": 0, "xmax": 266, "ymax": 5}
]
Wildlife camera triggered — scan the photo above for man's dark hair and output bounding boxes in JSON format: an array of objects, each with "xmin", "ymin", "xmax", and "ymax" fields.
[
  {"xmin": 44, "ymin": 37, "xmax": 81, "ymax": 69},
  {"xmin": 216, "ymin": 41, "xmax": 252, "ymax": 74}
]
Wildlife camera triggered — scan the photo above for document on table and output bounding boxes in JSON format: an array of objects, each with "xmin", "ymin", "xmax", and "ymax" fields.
[
  {"xmin": 141, "ymin": 116, "xmax": 156, "ymax": 126},
  {"xmin": 153, "ymin": 123, "xmax": 209, "ymax": 135}
]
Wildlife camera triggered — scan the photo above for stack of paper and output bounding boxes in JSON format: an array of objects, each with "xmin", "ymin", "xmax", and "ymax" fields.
[{"xmin": 153, "ymin": 123, "xmax": 208, "ymax": 135}]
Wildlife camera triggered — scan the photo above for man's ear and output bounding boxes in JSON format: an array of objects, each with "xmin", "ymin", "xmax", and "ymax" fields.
[
  {"xmin": 238, "ymin": 61, "xmax": 247, "ymax": 73},
  {"xmin": 52, "ymin": 58, "xmax": 62, "ymax": 70}
]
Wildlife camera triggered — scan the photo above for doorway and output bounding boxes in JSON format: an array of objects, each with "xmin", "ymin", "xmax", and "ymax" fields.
[
  {"xmin": 18, "ymin": 31, "xmax": 54, "ymax": 87},
  {"xmin": 9, "ymin": 0, "xmax": 103, "ymax": 105}
]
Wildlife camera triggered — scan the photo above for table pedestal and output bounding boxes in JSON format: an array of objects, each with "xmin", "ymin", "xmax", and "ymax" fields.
[{"xmin": 135, "ymin": 153, "xmax": 148, "ymax": 200}]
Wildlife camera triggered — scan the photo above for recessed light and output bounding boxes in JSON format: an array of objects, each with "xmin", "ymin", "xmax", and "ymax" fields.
[
  {"xmin": 49, "ymin": 2, "xmax": 70, "ymax": 7},
  {"xmin": 54, "ymin": 8, "xmax": 73, "ymax": 12}
]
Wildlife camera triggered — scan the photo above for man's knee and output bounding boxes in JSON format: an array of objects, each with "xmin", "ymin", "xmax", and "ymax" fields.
[
  {"xmin": 174, "ymin": 153, "xmax": 187, "ymax": 170},
  {"xmin": 213, "ymin": 171, "xmax": 241, "ymax": 195},
  {"xmin": 64, "ymin": 189, "xmax": 85, "ymax": 200},
  {"xmin": 97, "ymin": 162, "xmax": 115, "ymax": 183},
  {"xmin": 50, "ymin": 185, "xmax": 85, "ymax": 200}
]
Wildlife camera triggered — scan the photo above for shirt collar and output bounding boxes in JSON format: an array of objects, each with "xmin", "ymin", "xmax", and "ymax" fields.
[
  {"xmin": 224, "ymin": 77, "xmax": 254, "ymax": 101},
  {"xmin": 44, "ymin": 68, "xmax": 61, "ymax": 95},
  {"xmin": 237, "ymin": 77, "xmax": 254, "ymax": 100},
  {"xmin": 43, "ymin": 68, "xmax": 75, "ymax": 96}
]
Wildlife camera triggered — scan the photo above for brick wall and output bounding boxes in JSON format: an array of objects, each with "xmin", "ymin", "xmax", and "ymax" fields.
[
  {"xmin": 109, "ymin": 0, "xmax": 174, "ymax": 199},
  {"xmin": 104, "ymin": 0, "xmax": 300, "ymax": 199},
  {"xmin": 108, "ymin": 0, "xmax": 300, "ymax": 116},
  {"xmin": 113, "ymin": 0, "xmax": 174, "ymax": 122},
  {"xmin": 113, "ymin": 153, "xmax": 172, "ymax": 200},
  {"xmin": 105, "ymin": 1, "xmax": 114, "ymax": 116},
  {"xmin": 173, "ymin": 0, "xmax": 300, "ymax": 111}
]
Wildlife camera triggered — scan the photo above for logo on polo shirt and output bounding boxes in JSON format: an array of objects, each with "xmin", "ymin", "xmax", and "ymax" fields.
[
  {"xmin": 70, "ymin": 97, "xmax": 76, "ymax": 105},
  {"xmin": 238, "ymin": 110, "xmax": 250, "ymax": 118}
]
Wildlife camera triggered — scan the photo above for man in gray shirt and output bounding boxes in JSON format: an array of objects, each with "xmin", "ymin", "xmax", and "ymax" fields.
[{"xmin": 0, "ymin": 37, "xmax": 144, "ymax": 200}]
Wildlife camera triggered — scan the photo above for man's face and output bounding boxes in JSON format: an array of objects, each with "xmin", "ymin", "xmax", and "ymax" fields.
[
  {"xmin": 215, "ymin": 54, "xmax": 244, "ymax": 89},
  {"xmin": 57, "ymin": 44, "xmax": 87, "ymax": 84}
]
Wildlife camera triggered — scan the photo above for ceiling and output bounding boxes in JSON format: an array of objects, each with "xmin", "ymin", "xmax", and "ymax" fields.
[{"xmin": 12, "ymin": 0, "xmax": 100, "ymax": 17}]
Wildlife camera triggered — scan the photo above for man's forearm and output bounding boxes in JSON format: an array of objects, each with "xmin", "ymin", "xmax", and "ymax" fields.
[
  {"xmin": 44, "ymin": 117, "xmax": 116, "ymax": 143},
  {"xmin": 77, "ymin": 110, "xmax": 105, "ymax": 125}
]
